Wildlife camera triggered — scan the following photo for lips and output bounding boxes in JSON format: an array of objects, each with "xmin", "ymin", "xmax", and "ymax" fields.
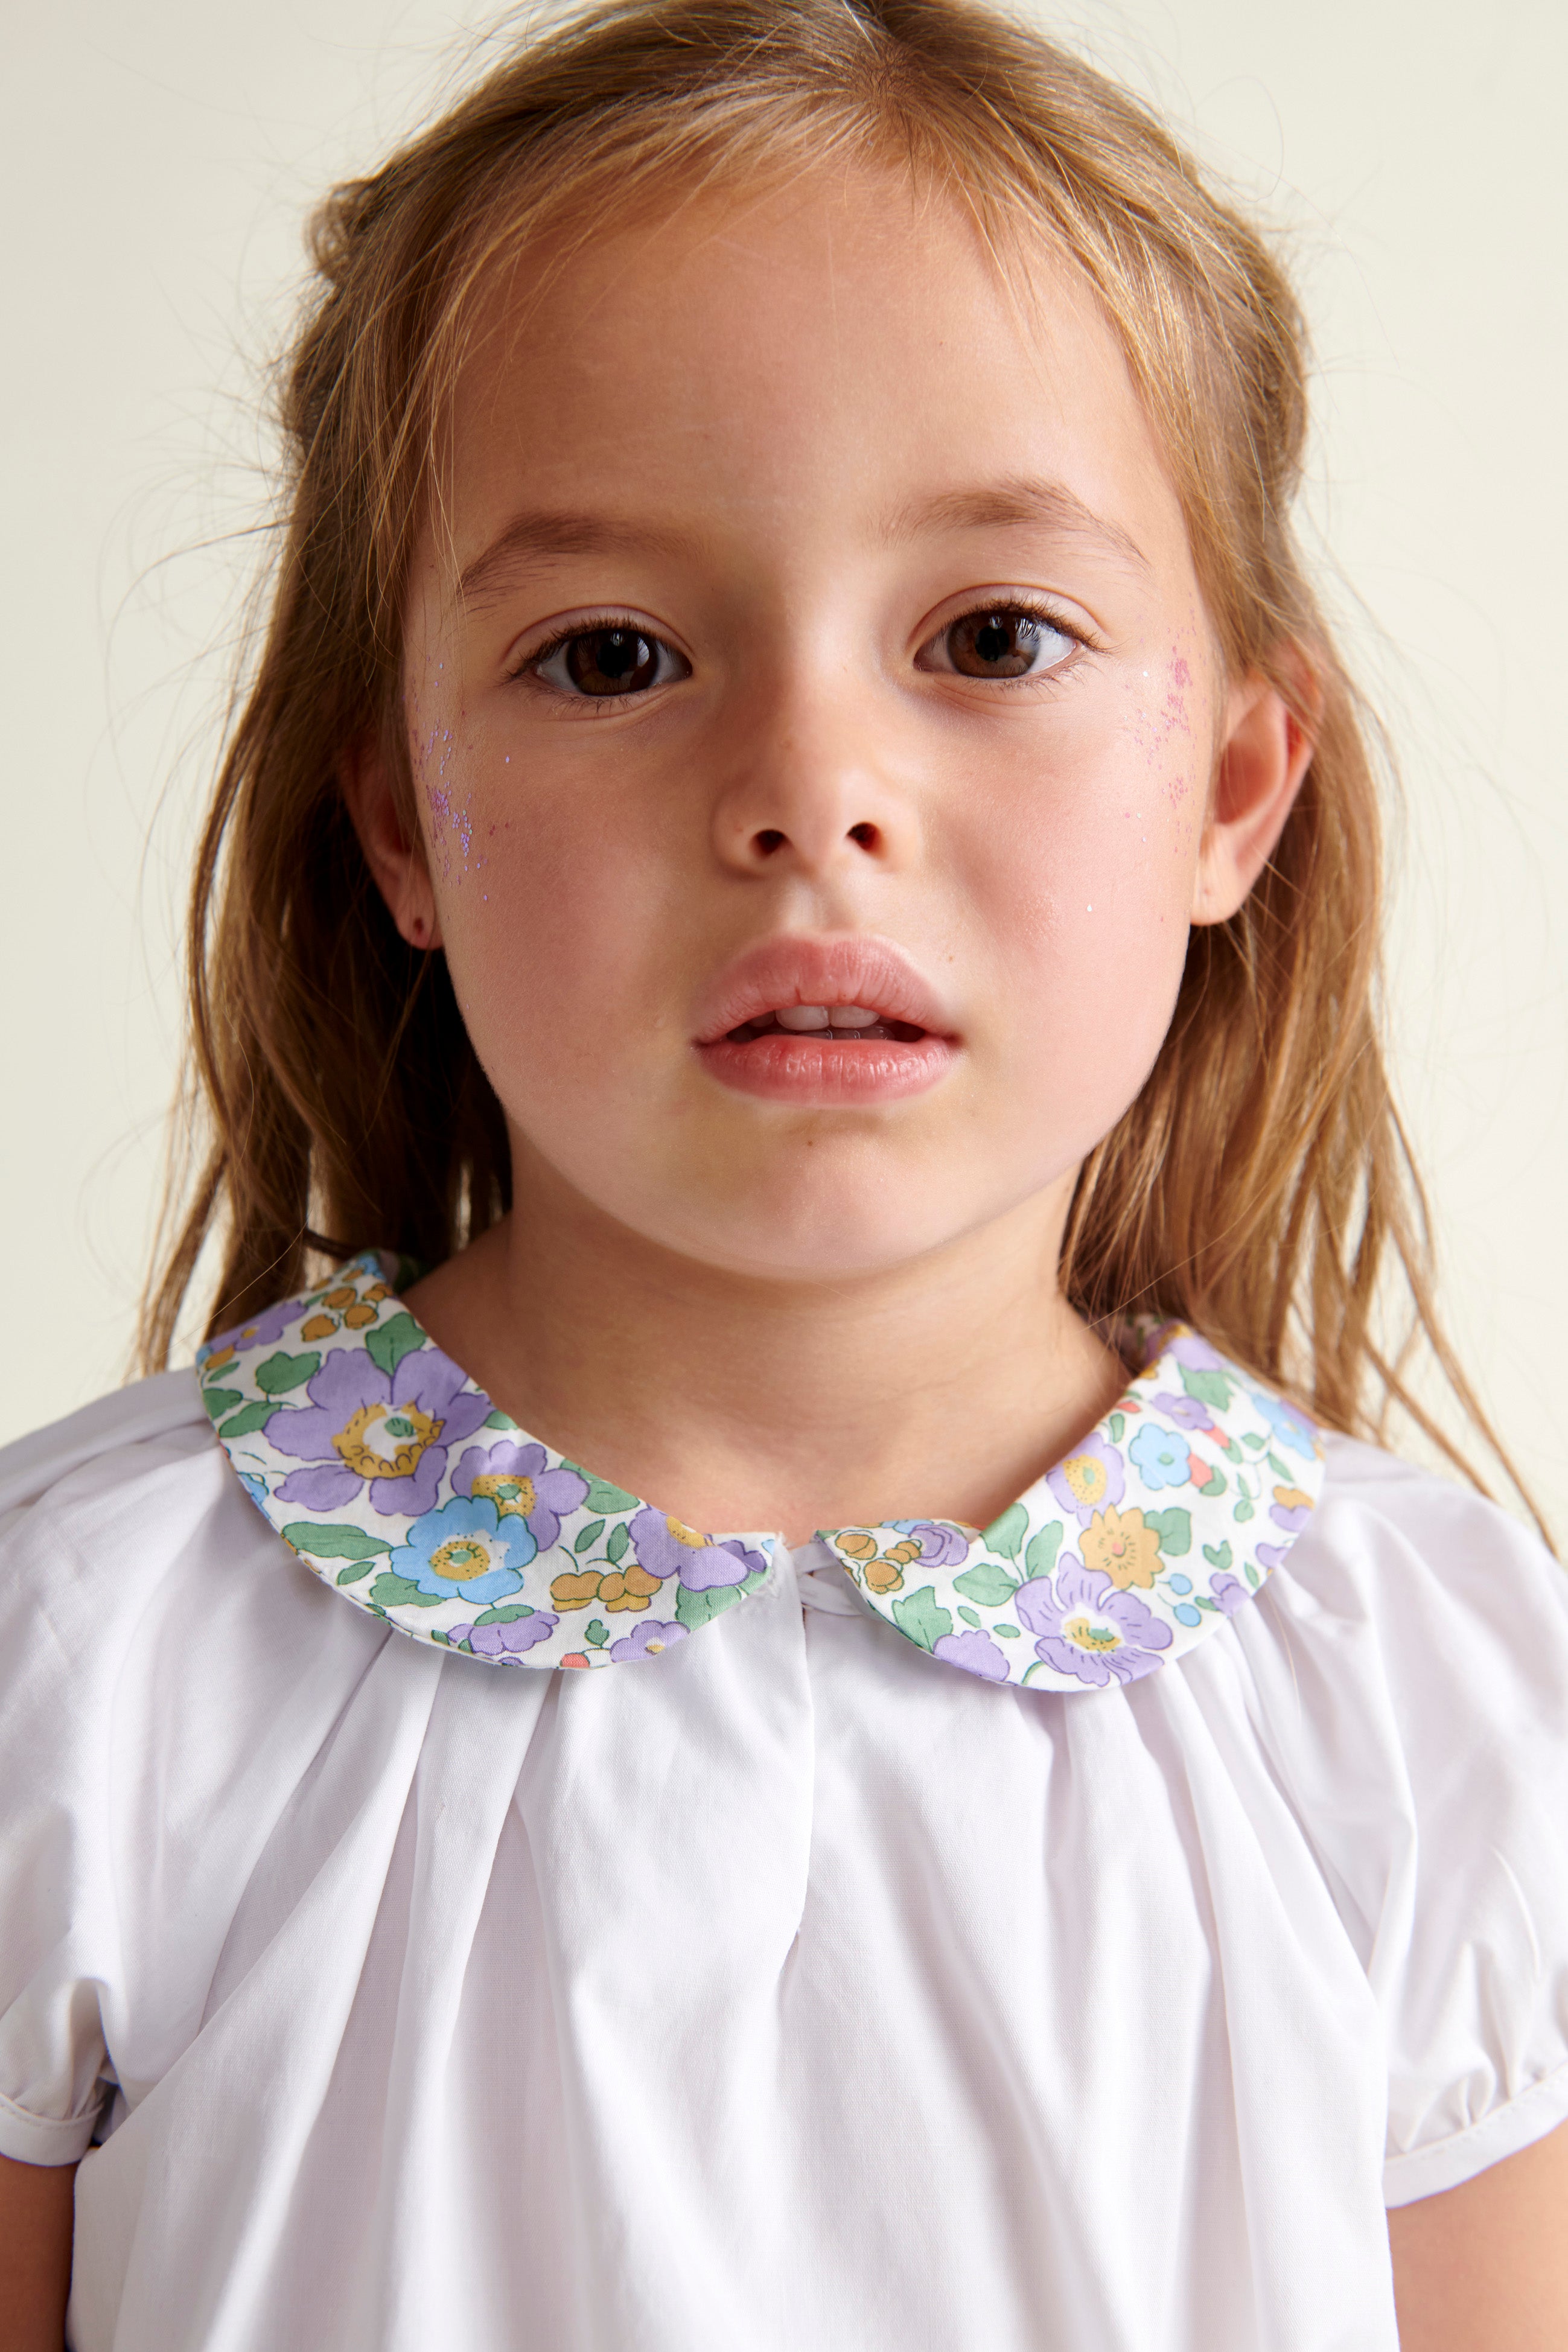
[
  {"xmin": 692, "ymin": 935, "xmax": 958, "ymax": 1107},
  {"xmin": 693, "ymin": 935, "xmax": 956, "ymax": 1047}
]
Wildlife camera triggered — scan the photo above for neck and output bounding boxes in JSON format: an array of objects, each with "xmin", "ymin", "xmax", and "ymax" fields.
[{"xmin": 406, "ymin": 1160, "xmax": 1124, "ymax": 1546}]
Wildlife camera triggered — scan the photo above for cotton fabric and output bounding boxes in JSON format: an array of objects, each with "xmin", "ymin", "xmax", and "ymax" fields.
[{"xmin": 2, "ymin": 1371, "xmax": 1567, "ymax": 2352}]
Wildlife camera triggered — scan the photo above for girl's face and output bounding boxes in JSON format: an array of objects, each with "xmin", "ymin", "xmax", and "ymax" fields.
[{"xmin": 381, "ymin": 168, "xmax": 1283, "ymax": 1280}]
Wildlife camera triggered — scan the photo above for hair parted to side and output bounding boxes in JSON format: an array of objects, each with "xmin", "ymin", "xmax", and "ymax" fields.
[{"xmin": 139, "ymin": 0, "xmax": 1542, "ymax": 1532}]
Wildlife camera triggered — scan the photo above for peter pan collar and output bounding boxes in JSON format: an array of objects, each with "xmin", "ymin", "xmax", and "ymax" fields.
[{"xmin": 197, "ymin": 1249, "xmax": 1324, "ymax": 1692}]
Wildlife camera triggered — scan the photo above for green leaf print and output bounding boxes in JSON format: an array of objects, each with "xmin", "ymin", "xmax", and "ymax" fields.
[
  {"xmin": 1202, "ymin": 1538, "xmax": 1233, "ymax": 1570},
  {"xmin": 1022, "ymin": 1520, "xmax": 1065, "ymax": 1580},
  {"xmin": 474, "ymin": 1602, "xmax": 536, "ymax": 1625},
  {"xmin": 255, "ymin": 1349, "xmax": 322, "ymax": 1397},
  {"xmin": 605, "ymin": 1522, "xmax": 630, "ymax": 1565},
  {"xmin": 573, "ymin": 1517, "xmax": 607, "ymax": 1555},
  {"xmin": 983, "ymin": 1500, "xmax": 1028, "ymax": 1561},
  {"xmin": 369, "ymin": 1571, "xmax": 444, "ymax": 1610},
  {"xmin": 1107, "ymin": 1411, "xmax": 1126, "ymax": 1443},
  {"xmin": 954, "ymin": 1559, "xmax": 1018, "ymax": 1608},
  {"xmin": 1179, "ymin": 1365, "xmax": 1234, "ymax": 1410},
  {"xmin": 585, "ymin": 1619, "xmax": 609, "ymax": 1648},
  {"xmin": 576, "ymin": 1471, "xmax": 641, "ymax": 1515},
  {"xmin": 890, "ymin": 1586, "xmax": 953, "ymax": 1652},
  {"xmin": 483, "ymin": 1409, "xmax": 515, "ymax": 1431},
  {"xmin": 957, "ymin": 1606, "xmax": 981, "ymax": 1629},
  {"xmin": 365, "ymin": 1313, "xmax": 426, "ymax": 1380},
  {"xmin": 283, "ymin": 1520, "xmax": 392, "ymax": 1561},
  {"xmin": 1197, "ymin": 1465, "xmax": 1228, "ymax": 1497},
  {"xmin": 676, "ymin": 1580, "xmax": 743, "ymax": 1631},
  {"xmin": 200, "ymin": 1386, "xmax": 242, "ymax": 1419},
  {"xmin": 1266, "ymin": 1451, "xmax": 1290, "ymax": 1480},
  {"xmin": 1146, "ymin": 1506, "xmax": 1192, "ymax": 1558},
  {"xmin": 218, "ymin": 1399, "xmax": 278, "ymax": 1439},
  {"xmin": 1234, "ymin": 1497, "xmax": 1255, "ymax": 1523},
  {"xmin": 994, "ymin": 1622, "xmax": 1021, "ymax": 1639}
]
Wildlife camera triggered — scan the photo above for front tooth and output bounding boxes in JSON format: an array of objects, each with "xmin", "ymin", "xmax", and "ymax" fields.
[
  {"xmin": 830, "ymin": 1005, "xmax": 877, "ymax": 1028},
  {"xmin": 777, "ymin": 1005, "xmax": 830, "ymax": 1030}
]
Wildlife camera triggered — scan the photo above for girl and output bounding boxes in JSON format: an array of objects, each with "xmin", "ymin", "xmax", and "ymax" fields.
[{"xmin": 3, "ymin": 2, "xmax": 1566, "ymax": 2345}]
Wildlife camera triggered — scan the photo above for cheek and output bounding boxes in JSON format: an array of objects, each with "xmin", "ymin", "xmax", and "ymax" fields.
[
  {"xmin": 951, "ymin": 692, "xmax": 1208, "ymax": 1134},
  {"xmin": 423, "ymin": 763, "xmax": 677, "ymax": 1072}
]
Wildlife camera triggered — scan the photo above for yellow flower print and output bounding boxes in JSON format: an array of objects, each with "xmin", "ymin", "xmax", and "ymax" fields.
[
  {"xmin": 333, "ymin": 1400, "xmax": 444, "ymax": 1481},
  {"xmin": 550, "ymin": 1569, "xmax": 604, "ymax": 1610},
  {"xmin": 470, "ymin": 1471, "xmax": 538, "ymax": 1521},
  {"xmin": 1060, "ymin": 1449, "xmax": 1111, "ymax": 1509},
  {"xmin": 300, "ymin": 1313, "xmax": 337, "ymax": 1342},
  {"xmin": 836, "ymin": 1531, "xmax": 877, "ymax": 1560},
  {"xmin": 342, "ymin": 1302, "xmax": 378, "ymax": 1328},
  {"xmin": 1081, "ymin": 1504, "xmax": 1162, "ymax": 1591},
  {"xmin": 550, "ymin": 1561, "xmax": 662, "ymax": 1613}
]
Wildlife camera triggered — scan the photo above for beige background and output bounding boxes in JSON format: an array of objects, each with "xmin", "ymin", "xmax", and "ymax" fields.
[{"xmin": 4, "ymin": 1, "xmax": 1564, "ymax": 1529}]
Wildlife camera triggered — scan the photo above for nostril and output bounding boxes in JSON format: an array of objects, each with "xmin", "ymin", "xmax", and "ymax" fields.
[
  {"xmin": 753, "ymin": 828, "xmax": 788, "ymax": 857},
  {"xmin": 847, "ymin": 821, "xmax": 880, "ymax": 851}
]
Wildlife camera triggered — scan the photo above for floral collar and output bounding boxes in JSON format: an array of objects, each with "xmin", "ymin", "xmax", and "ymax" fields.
[{"xmin": 197, "ymin": 1251, "xmax": 1324, "ymax": 1692}]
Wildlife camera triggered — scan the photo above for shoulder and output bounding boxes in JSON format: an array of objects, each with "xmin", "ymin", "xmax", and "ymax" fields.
[
  {"xmin": 0, "ymin": 1365, "xmax": 387, "ymax": 1710},
  {"xmin": 1213, "ymin": 1433, "xmax": 1568, "ymax": 2201},
  {"xmin": 1259, "ymin": 1430, "xmax": 1567, "ymax": 1724}
]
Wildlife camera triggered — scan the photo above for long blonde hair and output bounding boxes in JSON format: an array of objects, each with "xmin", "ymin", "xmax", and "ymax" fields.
[{"xmin": 139, "ymin": 0, "xmax": 1540, "ymax": 1532}]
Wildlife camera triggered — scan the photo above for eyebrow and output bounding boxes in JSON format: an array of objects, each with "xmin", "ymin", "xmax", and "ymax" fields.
[
  {"xmin": 452, "ymin": 474, "xmax": 1147, "ymax": 608},
  {"xmin": 882, "ymin": 476, "xmax": 1150, "ymax": 572},
  {"xmin": 454, "ymin": 509, "xmax": 698, "ymax": 607}
]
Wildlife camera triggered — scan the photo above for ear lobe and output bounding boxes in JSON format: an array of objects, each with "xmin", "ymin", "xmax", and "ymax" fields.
[
  {"xmin": 1191, "ymin": 651, "xmax": 1320, "ymax": 926},
  {"xmin": 339, "ymin": 733, "xmax": 442, "ymax": 952}
]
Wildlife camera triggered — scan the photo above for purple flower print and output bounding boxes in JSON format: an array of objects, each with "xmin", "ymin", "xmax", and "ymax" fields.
[
  {"xmin": 888, "ymin": 1519, "xmax": 970, "ymax": 1568},
  {"xmin": 1253, "ymin": 1543, "xmax": 1292, "ymax": 1574},
  {"xmin": 1168, "ymin": 1333, "xmax": 1226, "ymax": 1374},
  {"xmin": 1129, "ymin": 1421, "xmax": 1193, "ymax": 1491},
  {"xmin": 200, "ymin": 1298, "xmax": 297, "ymax": 1362},
  {"xmin": 456, "ymin": 1608, "xmax": 559, "ymax": 1659},
  {"xmin": 932, "ymin": 1629, "xmax": 1010, "ymax": 1681},
  {"xmin": 452, "ymin": 1440, "xmax": 588, "ymax": 1550},
  {"xmin": 265, "ymin": 1343, "xmax": 491, "ymax": 1516},
  {"xmin": 628, "ymin": 1506, "xmax": 765, "ymax": 1593},
  {"xmin": 1014, "ymin": 1555, "xmax": 1173, "ymax": 1688},
  {"xmin": 608, "ymin": 1619, "xmax": 689, "ymax": 1664},
  {"xmin": 1150, "ymin": 1389, "xmax": 1213, "ymax": 1434},
  {"xmin": 1209, "ymin": 1573, "xmax": 1249, "ymax": 1615},
  {"xmin": 1046, "ymin": 1432, "xmax": 1126, "ymax": 1525},
  {"xmin": 1267, "ymin": 1485, "xmax": 1313, "ymax": 1535}
]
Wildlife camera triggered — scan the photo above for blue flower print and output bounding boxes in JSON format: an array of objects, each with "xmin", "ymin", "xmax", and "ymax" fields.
[
  {"xmin": 384, "ymin": 1494, "xmax": 538, "ymax": 1605},
  {"xmin": 1248, "ymin": 1390, "xmax": 1317, "ymax": 1460},
  {"xmin": 1128, "ymin": 1421, "xmax": 1192, "ymax": 1491}
]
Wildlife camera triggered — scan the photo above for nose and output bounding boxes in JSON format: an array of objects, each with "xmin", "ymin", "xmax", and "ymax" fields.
[{"xmin": 710, "ymin": 678, "xmax": 917, "ymax": 879}]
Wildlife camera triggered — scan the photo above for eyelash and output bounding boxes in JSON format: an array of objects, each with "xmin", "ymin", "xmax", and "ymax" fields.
[
  {"xmin": 929, "ymin": 597, "xmax": 1093, "ymax": 683},
  {"xmin": 506, "ymin": 612, "xmax": 669, "ymax": 682},
  {"xmin": 508, "ymin": 598, "xmax": 1095, "ymax": 694}
]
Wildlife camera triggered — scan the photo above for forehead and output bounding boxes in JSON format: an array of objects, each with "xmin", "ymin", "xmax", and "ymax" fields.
[{"xmin": 431, "ymin": 162, "xmax": 1191, "ymax": 588}]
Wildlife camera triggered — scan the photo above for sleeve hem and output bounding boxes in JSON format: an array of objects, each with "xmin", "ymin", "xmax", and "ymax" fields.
[
  {"xmin": 1384, "ymin": 2056, "xmax": 1568, "ymax": 2207},
  {"xmin": 0, "ymin": 2086, "xmax": 101, "ymax": 2166}
]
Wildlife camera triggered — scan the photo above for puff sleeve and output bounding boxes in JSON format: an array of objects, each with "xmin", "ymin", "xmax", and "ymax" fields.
[{"xmin": 1226, "ymin": 1436, "xmax": 1568, "ymax": 2205}]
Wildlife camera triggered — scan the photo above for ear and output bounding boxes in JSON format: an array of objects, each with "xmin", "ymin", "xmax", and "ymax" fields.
[
  {"xmin": 1191, "ymin": 649, "xmax": 1319, "ymax": 926},
  {"xmin": 339, "ymin": 733, "xmax": 443, "ymax": 952}
]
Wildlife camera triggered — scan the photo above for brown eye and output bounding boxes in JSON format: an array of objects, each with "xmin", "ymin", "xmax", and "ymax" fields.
[
  {"xmin": 532, "ymin": 625, "xmax": 687, "ymax": 698},
  {"xmin": 926, "ymin": 607, "xmax": 1076, "ymax": 680}
]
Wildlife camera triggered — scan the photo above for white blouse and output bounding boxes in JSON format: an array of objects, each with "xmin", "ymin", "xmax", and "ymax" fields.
[{"xmin": 2, "ymin": 1265, "xmax": 1567, "ymax": 2352}]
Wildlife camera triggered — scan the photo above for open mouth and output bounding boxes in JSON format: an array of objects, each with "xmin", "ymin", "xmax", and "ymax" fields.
[{"xmin": 723, "ymin": 1004, "xmax": 929, "ymax": 1045}]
